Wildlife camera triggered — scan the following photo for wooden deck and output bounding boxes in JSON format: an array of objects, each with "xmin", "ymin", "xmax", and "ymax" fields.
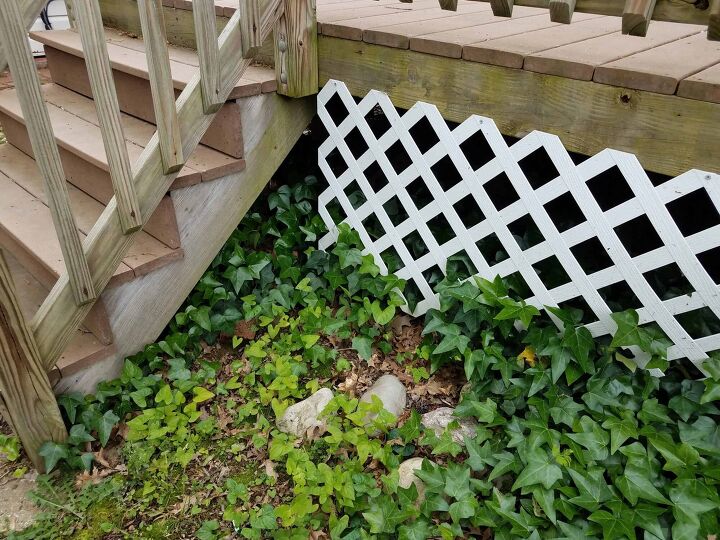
[{"xmin": 312, "ymin": 0, "xmax": 720, "ymax": 177}]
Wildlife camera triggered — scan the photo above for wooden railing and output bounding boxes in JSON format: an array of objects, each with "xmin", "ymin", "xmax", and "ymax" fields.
[
  {"xmin": 0, "ymin": 0, "xmax": 317, "ymax": 469},
  {"xmin": 424, "ymin": 0, "xmax": 720, "ymax": 40}
]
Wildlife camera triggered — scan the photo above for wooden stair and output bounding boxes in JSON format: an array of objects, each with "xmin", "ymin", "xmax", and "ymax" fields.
[
  {"xmin": 0, "ymin": 25, "xmax": 281, "ymax": 385},
  {"xmin": 30, "ymin": 28, "xmax": 277, "ymax": 158}
]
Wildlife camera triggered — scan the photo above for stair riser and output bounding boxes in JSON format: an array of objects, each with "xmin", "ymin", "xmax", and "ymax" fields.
[
  {"xmin": 45, "ymin": 47, "xmax": 245, "ymax": 159},
  {"xmin": 98, "ymin": 0, "xmax": 276, "ymax": 65},
  {"xmin": 0, "ymin": 114, "xmax": 181, "ymax": 250},
  {"xmin": 0, "ymin": 240, "xmax": 114, "ymax": 345}
]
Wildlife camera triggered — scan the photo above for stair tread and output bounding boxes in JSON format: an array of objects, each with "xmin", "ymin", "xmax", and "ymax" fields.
[
  {"xmin": 0, "ymin": 143, "xmax": 183, "ymax": 289},
  {"xmin": 6, "ymin": 250, "xmax": 115, "ymax": 378},
  {"xmin": 29, "ymin": 28, "xmax": 277, "ymax": 99},
  {"xmin": 0, "ymin": 84, "xmax": 244, "ymax": 188}
]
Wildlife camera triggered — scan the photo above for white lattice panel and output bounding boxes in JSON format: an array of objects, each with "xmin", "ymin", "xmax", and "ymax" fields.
[{"xmin": 317, "ymin": 80, "xmax": 720, "ymax": 366}]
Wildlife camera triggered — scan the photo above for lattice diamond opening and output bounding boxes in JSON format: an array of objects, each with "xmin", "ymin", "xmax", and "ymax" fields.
[{"xmin": 317, "ymin": 80, "xmax": 720, "ymax": 368}]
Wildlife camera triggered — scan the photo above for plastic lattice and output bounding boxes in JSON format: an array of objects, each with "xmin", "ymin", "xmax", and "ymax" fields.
[{"xmin": 317, "ymin": 80, "xmax": 720, "ymax": 367}]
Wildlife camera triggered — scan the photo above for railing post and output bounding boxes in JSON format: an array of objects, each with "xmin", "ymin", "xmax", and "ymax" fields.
[
  {"xmin": 274, "ymin": 0, "xmax": 318, "ymax": 97},
  {"xmin": 0, "ymin": 251, "xmax": 67, "ymax": 472}
]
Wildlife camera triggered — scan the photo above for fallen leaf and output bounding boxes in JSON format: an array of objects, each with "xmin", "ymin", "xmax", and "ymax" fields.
[
  {"xmin": 234, "ymin": 320, "xmax": 256, "ymax": 340},
  {"xmin": 518, "ymin": 346, "xmax": 536, "ymax": 367}
]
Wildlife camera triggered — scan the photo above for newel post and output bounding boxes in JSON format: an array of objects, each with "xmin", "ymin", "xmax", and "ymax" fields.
[
  {"xmin": 274, "ymin": 0, "xmax": 318, "ymax": 97},
  {"xmin": 0, "ymin": 250, "xmax": 67, "ymax": 471}
]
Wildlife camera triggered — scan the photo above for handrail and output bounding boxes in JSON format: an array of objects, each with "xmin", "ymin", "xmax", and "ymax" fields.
[{"xmin": 30, "ymin": 0, "xmax": 305, "ymax": 369}]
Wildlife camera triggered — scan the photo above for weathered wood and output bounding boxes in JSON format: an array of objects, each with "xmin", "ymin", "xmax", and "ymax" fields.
[
  {"xmin": 490, "ymin": 0, "xmax": 513, "ymax": 17},
  {"xmin": 0, "ymin": 0, "xmax": 49, "ymax": 72},
  {"xmin": 438, "ymin": 0, "xmax": 458, "ymax": 11},
  {"xmin": 710, "ymin": 0, "xmax": 720, "ymax": 41},
  {"xmin": 0, "ymin": 0, "xmax": 96, "ymax": 307},
  {"xmin": 32, "ymin": 5, "xmax": 286, "ymax": 369},
  {"xmin": 472, "ymin": 0, "xmax": 712, "ymax": 26},
  {"xmin": 318, "ymin": 35, "xmax": 720, "ymax": 178},
  {"xmin": 549, "ymin": 0, "xmax": 576, "ymax": 23},
  {"xmin": 239, "ymin": 0, "xmax": 262, "ymax": 58},
  {"xmin": 137, "ymin": 0, "xmax": 185, "ymax": 173},
  {"xmin": 0, "ymin": 250, "xmax": 67, "ymax": 472},
  {"xmin": 192, "ymin": 0, "xmax": 223, "ymax": 113},
  {"xmin": 73, "ymin": 0, "xmax": 143, "ymax": 233},
  {"xmin": 275, "ymin": 0, "xmax": 318, "ymax": 97},
  {"xmin": 622, "ymin": 0, "xmax": 657, "ymax": 36}
]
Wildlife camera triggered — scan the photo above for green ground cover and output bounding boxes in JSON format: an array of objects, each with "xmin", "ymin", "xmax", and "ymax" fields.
[{"xmin": 1, "ymin": 143, "xmax": 719, "ymax": 539}]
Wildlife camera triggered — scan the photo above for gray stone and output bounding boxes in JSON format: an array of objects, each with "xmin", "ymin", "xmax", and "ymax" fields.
[
  {"xmin": 360, "ymin": 374, "xmax": 406, "ymax": 420},
  {"xmin": 398, "ymin": 457, "xmax": 428, "ymax": 502},
  {"xmin": 0, "ymin": 473, "xmax": 39, "ymax": 533},
  {"xmin": 277, "ymin": 388, "xmax": 334, "ymax": 437},
  {"xmin": 422, "ymin": 407, "xmax": 478, "ymax": 444}
]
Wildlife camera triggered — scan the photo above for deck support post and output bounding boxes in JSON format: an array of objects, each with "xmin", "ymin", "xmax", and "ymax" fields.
[
  {"xmin": 0, "ymin": 250, "xmax": 67, "ymax": 472},
  {"xmin": 623, "ymin": 0, "xmax": 657, "ymax": 36},
  {"xmin": 274, "ymin": 0, "xmax": 318, "ymax": 97}
]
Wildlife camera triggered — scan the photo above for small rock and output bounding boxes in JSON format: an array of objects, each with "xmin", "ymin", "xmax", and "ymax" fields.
[
  {"xmin": 398, "ymin": 457, "xmax": 428, "ymax": 502},
  {"xmin": 422, "ymin": 407, "xmax": 478, "ymax": 444},
  {"xmin": 0, "ymin": 473, "xmax": 39, "ymax": 533},
  {"xmin": 360, "ymin": 374, "xmax": 406, "ymax": 420},
  {"xmin": 277, "ymin": 388, "xmax": 334, "ymax": 437}
]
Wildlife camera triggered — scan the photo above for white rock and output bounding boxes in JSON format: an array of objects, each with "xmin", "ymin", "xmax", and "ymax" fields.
[
  {"xmin": 360, "ymin": 374, "xmax": 406, "ymax": 420},
  {"xmin": 422, "ymin": 407, "xmax": 478, "ymax": 444},
  {"xmin": 398, "ymin": 457, "xmax": 428, "ymax": 502},
  {"xmin": 277, "ymin": 388, "xmax": 334, "ymax": 437}
]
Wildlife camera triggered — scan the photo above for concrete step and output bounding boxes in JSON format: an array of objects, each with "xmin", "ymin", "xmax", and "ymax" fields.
[{"xmin": 31, "ymin": 28, "xmax": 277, "ymax": 158}]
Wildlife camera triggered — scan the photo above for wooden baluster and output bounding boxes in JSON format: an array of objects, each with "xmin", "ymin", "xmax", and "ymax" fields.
[
  {"xmin": 74, "ymin": 0, "xmax": 143, "ymax": 233},
  {"xmin": 622, "ymin": 0, "xmax": 657, "ymax": 36},
  {"xmin": 0, "ymin": 251, "xmax": 67, "ymax": 472},
  {"xmin": 239, "ymin": 0, "xmax": 262, "ymax": 58},
  {"xmin": 0, "ymin": 0, "xmax": 96, "ymax": 305},
  {"xmin": 137, "ymin": 0, "xmax": 185, "ymax": 173},
  {"xmin": 438, "ymin": 0, "xmax": 459, "ymax": 11},
  {"xmin": 549, "ymin": 0, "xmax": 576, "ymax": 23},
  {"xmin": 0, "ymin": 0, "xmax": 50, "ymax": 72},
  {"xmin": 193, "ymin": 0, "xmax": 223, "ymax": 113},
  {"xmin": 490, "ymin": 0, "xmax": 513, "ymax": 17},
  {"xmin": 274, "ymin": 0, "xmax": 318, "ymax": 97},
  {"xmin": 710, "ymin": 0, "xmax": 720, "ymax": 41}
]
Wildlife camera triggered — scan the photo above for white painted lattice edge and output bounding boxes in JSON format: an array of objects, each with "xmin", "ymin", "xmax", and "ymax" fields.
[{"xmin": 316, "ymin": 79, "xmax": 720, "ymax": 367}]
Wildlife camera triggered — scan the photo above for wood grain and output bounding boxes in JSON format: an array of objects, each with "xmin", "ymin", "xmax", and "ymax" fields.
[
  {"xmin": 438, "ymin": 0, "xmax": 458, "ymax": 11},
  {"xmin": 74, "ymin": 0, "xmax": 143, "ymax": 233},
  {"xmin": 318, "ymin": 35, "xmax": 720, "ymax": 177},
  {"xmin": 239, "ymin": 0, "xmax": 262, "ymax": 58},
  {"xmin": 549, "ymin": 0, "xmax": 576, "ymax": 23},
  {"xmin": 710, "ymin": 0, "xmax": 720, "ymax": 41},
  {"xmin": 137, "ymin": 0, "xmax": 185, "ymax": 173},
  {"xmin": 0, "ymin": 0, "xmax": 96, "ymax": 306},
  {"xmin": 622, "ymin": 0, "xmax": 657, "ymax": 37},
  {"xmin": 0, "ymin": 250, "xmax": 67, "ymax": 471},
  {"xmin": 490, "ymin": 0, "xmax": 513, "ymax": 17},
  {"xmin": 275, "ymin": 0, "xmax": 319, "ymax": 97},
  {"xmin": 192, "ymin": 0, "xmax": 223, "ymax": 112},
  {"xmin": 0, "ymin": 0, "xmax": 48, "ymax": 72}
]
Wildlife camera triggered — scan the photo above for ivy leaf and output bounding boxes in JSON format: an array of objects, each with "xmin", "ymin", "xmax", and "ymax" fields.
[
  {"xmin": 601, "ymin": 415, "xmax": 638, "ymax": 454},
  {"xmin": 397, "ymin": 410, "xmax": 421, "ymax": 443},
  {"xmin": 67, "ymin": 424, "xmax": 95, "ymax": 446},
  {"xmin": 615, "ymin": 460, "xmax": 671, "ymax": 506},
  {"xmin": 192, "ymin": 387, "xmax": 215, "ymax": 404},
  {"xmin": 610, "ymin": 310, "xmax": 647, "ymax": 349},
  {"xmin": 588, "ymin": 509, "xmax": 636, "ymax": 540},
  {"xmin": 532, "ymin": 487, "xmax": 556, "ymax": 525},
  {"xmin": 448, "ymin": 496, "xmax": 477, "ymax": 523},
  {"xmin": 495, "ymin": 299, "xmax": 540, "ymax": 328},
  {"xmin": 567, "ymin": 468, "xmax": 613, "ymax": 511},
  {"xmin": 39, "ymin": 442, "xmax": 69, "ymax": 473},
  {"xmin": 443, "ymin": 462, "xmax": 472, "ymax": 500},
  {"xmin": 562, "ymin": 325, "xmax": 594, "ymax": 372},
  {"xmin": 454, "ymin": 397, "xmax": 497, "ymax": 423},
  {"xmin": 398, "ymin": 519, "xmax": 432, "ymax": 540},
  {"xmin": 432, "ymin": 334, "xmax": 470, "ymax": 356},
  {"xmin": 362, "ymin": 494, "xmax": 407, "ymax": 533},
  {"xmin": 352, "ymin": 336, "xmax": 373, "ymax": 361},
  {"xmin": 97, "ymin": 410, "xmax": 120, "ymax": 446},
  {"xmin": 512, "ymin": 449, "xmax": 562, "ymax": 490},
  {"xmin": 670, "ymin": 480, "xmax": 717, "ymax": 540}
]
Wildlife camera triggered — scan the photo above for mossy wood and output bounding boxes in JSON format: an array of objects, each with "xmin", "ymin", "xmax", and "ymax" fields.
[
  {"xmin": 0, "ymin": 251, "xmax": 67, "ymax": 472},
  {"xmin": 318, "ymin": 36, "xmax": 720, "ymax": 178}
]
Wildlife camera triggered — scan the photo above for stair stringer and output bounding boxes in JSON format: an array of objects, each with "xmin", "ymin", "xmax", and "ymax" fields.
[{"xmin": 54, "ymin": 92, "xmax": 315, "ymax": 395}]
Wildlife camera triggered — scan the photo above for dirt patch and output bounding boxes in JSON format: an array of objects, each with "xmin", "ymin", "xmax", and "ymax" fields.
[{"xmin": 0, "ymin": 472, "xmax": 40, "ymax": 533}]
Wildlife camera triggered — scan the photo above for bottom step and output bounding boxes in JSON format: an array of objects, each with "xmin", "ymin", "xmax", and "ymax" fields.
[{"xmin": 5, "ymin": 250, "xmax": 115, "ymax": 383}]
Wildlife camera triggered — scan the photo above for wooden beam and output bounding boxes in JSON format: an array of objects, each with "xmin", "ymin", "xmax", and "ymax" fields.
[
  {"xmin": 472, "ymin": 0, "xmax": 711, "ymax": 26},
  {"xmin": 710, "ymin": 0, "xmax": 720, "ymax": 41},
  {"xmin": 490, "ymin": 0, "xmax": 513, "ymax": 17},
  {"xmin": 32, "ymin": 4, "xmax": 287, "ymax": 368},
  {"xmin": 239, "ymin": 0, "xmax": 262, "ymax": 58},
  {"xmin": 0, "ymin": 0, "xmax": 96, "ymax": 306},
  {"xmin": 137, "ymin": 0, "xmax": 185, "ymax": 173},
  {"xmin": 192, "ymin": 0, "xmax": 223, "ymax": 113},
  {"xmin": 438, "ymin": 0, "xmax": 459, "ymax": 11},
  {"xmin": 73, "ymin": 0, "xmax": 143, "ymax": 233},
  {"xmin": 549, "ymin": 0, "xmax": 576, "ymax": 23},
  {"xmin": 318, "ymin": 36, "xmax": 720, "ymax": 179},
  {"xmin": 274, "ymin": 0, "xmax": 318, "ymax": 97},
  {"xmin": 0, "ymin": 0, "xmax": 48, "ymax": 72},
  {"xmin": 623, "ymin": 0, "xmax": 657, "ymax": 37},
  {"xmin": 0, "ymin": 250, "xmax": 67, "ymax": 472}
]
